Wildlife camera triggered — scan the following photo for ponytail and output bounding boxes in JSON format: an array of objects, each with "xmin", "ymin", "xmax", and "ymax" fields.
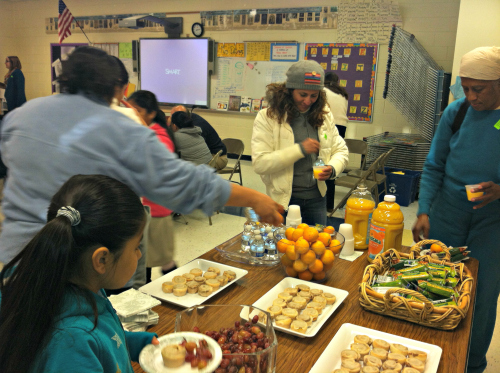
[{"xmin": 0, "ymin": 175, "xmax": 145, "ymax": 373}]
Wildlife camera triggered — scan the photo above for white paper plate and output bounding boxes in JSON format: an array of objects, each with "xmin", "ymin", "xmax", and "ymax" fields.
[
  {"xmin": 309, "ymin": 323, "xmax": 442, "ymax": 373},
  {"xmin": 252, "ymin": 277, "xmax": 349, "ymax": 338},
  {"xmin": 139, "ymin": 332, "xmax": 222, "ymax": 373},
  {"xmin": 139, "ymin": 259, "xmax": 248, "ymax": 308}
]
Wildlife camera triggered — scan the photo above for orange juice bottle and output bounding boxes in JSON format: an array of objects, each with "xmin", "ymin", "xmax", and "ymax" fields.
[
  {"xmin": 344, "ymin": 183, "xmax": 375, "ymax": 250},
  {"xmin": 368, "ymin": 195, "xmax": 404, "ymax": 263}
]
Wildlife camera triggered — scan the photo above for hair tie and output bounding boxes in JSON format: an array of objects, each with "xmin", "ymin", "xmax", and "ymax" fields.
[{"xmin": 56, "ymin": 206, "xmax": 81, "ymax": 226}]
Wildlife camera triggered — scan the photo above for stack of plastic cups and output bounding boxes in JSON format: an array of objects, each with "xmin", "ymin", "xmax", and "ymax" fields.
[
  {"xmin": 338, "ymin": 223, "xmax": 355, "ymax": 256},
  {"xmin": 286, "ymin": 205, "xmax": 302, "ymax": 228}
]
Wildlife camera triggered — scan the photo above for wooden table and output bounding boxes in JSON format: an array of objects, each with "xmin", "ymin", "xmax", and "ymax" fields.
[{"xmin": 133, "ymin": 235, "xmax": 477, "ymax": 373}]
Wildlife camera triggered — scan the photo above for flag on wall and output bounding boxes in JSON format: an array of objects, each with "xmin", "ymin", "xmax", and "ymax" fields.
[{"xmin": 58, "ymin": 0, "xmax": 74, "ymax": 44}]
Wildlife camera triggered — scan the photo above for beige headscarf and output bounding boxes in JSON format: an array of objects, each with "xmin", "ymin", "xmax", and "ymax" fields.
[{"xmin": 459, "ymin": 46, "xmax": 500, "ymax": 80}]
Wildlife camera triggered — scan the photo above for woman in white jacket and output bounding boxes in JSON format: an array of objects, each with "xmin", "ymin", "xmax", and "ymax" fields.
[{"xmin": 252, "ymin": 60, "xmax": 349, "ymax": 226}]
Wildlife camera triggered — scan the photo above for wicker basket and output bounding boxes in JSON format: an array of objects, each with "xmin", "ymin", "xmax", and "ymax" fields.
[{"xmin": 359, "ymin": 239, "xmax": 473, "ymax": 330}]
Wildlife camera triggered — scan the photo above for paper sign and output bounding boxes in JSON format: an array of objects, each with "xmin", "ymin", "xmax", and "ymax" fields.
[
  {"xmin": 217, "ymin": 43, "xmax": 245, "ymax": 57},
  {"xmin": 246, "ymin": 42, "xmax": 271, "ymax": 61},
  {"xmin": 119, "ymin": 43, "xmax": 133, "ymax": 59},
  {"xmin": 270, "ymin": 43, "xmax": 299, "ymax": 61}
]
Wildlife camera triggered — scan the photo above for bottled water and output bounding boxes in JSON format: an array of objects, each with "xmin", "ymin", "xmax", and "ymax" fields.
[
  {"xmin": 248, "ymin": 229, "xmax": 261, "ymax": 247},
  {"xmin": 274, "ymin": 227, "xmax": 286, "ymax": 242},
  {"xmin": 264, "ymin": 225, "xmax": 273, "ymax": 238},
  {"xmin": 241, "ymin": 225, "xmax": 252, "ymax": 253},
  {"xmin": 250, "ymin": 234, "xmax": 265, "ymax": 258},
  {"xmin": 265, "ymin": 232, "xmax": 277, "ymax": 260}
]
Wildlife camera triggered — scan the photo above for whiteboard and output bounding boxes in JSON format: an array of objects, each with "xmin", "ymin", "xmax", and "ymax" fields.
[{"xmin": 210, "ymin": 57, "xmax": 296, "ymax": 109}]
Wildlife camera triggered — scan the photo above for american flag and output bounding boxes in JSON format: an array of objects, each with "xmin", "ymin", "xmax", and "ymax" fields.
[{"xmin": 58, "ymin": 0, "xmax": 74, "ymax": 44}]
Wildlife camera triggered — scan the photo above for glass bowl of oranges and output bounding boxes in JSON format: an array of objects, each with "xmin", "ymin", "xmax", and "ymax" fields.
[{"xmin": 277, "ymin": 224, "xmax": 344, "ymax": 283}]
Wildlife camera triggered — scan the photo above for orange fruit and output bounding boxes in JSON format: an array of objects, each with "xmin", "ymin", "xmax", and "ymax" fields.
[
  {"xmin": 297, "ymin": 223, "xmax": 309, "ymax": 230},
  {"xmin": 303, "ymin": 227, "xmax": 319, "ymax": 243},
  {"xmin": 320, "ymin": 249, "xmax": 335, "ymax": 265},
  {"xmin": 285, "ymin": 266, "xmax": 298, "ymax": 277},
  {"xmin": 329, "ymin": 239, "xmax": 343, "ymax": 254},
  {"xmin": 291, "ymin": 228, "xmax": 304, "ymax": 241},
  {"xmin": 323, "ymin": 262, "xmax": 334, "ymax": 272},
  {"xmin": 430, "ymin": 243, "xmax": 443, "ymax": 253},
  {"xmin": 277, "ymin": 239, "xmax": 294, "ymax": 253},
  {"xmin": 285, "ymin": 245, "xmax": 299, "ymax": 261},
  {"xmin": 311, "ymin": 240, "xmax": 326, "ymax": 256},
  {"xmin": 308, "ymin": 259, "xmax": 324, "ymax": 274},
  {"xmin": 298, "ymin": 270, "xmax": 314, "ymax": 281},
  {"xmin": 285, "ymin": 227, "xmax": 295, "ymax": 241},
  {"xmin": 323, "ymin": 226, "xmax": 335, "ymax": 234},
  {"xmin": 295, "ymin": 237, "xmax": 310, "ymax": 254},
  {"xmin": 293, "ymin": 259, "xmax": 308, "ymax": 273},
  {"xmin": 280, "ymin": 253, "xmax": 294, "ymax": 267},
  {"xmin": 301, "ymin": 249, "xmax": 317, "ymax": 265},
  {"xmin": 317, "ymin": 232, "xmax": 332, "ymax": 247},
  {"xmin": 313, "ymin": 271, "xmax": 326, "ymax": 281}
]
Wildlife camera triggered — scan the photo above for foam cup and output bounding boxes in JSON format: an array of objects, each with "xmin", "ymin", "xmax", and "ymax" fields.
[{"xmin": 287, "ymin": 205, "xmax": 301, "ymax": 220}]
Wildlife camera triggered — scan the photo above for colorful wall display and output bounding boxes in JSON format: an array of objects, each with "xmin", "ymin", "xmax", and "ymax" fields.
[{"xmin": 305, "ymin": 43, "xmax": 378, "ymax": 122}]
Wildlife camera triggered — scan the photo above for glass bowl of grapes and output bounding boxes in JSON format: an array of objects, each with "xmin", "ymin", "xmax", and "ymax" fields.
[{"xmin": 175, "ymin": 304, "xmax": 278, "ymax": 373}]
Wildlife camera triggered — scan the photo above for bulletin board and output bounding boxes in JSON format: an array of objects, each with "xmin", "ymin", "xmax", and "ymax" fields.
[{"xmin": 305, "ymin": 43, "xmax": 378, "ymax": 122}]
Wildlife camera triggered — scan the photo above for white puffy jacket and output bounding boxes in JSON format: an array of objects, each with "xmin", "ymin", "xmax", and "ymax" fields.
[{"xmin": 252, "ymin": 107, "xmax": 349, "ymax": 208}]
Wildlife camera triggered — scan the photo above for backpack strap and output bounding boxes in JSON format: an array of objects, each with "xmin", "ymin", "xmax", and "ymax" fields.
[{"xmin": 451, "ymin": 100, "xmax": 470, "ymax": 135}]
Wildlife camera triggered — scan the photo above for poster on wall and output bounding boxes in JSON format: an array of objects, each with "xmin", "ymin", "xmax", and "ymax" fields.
[
  {"xmin": 305, "ymin": 43, "xmax": 378, "ymax": 122},
  {"xmin": 271, "ymin": 43, "xmax": 300, "ymax": 61}
]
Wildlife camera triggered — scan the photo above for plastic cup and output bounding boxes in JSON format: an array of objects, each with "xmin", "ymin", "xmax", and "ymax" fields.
[
  {"xmin": 313, "ymin": 166, "xmax": 327, "ymax": 179},
  {"xmin": 287, "ymin": 205, "xmax": 301, "ymax": 220},
  {"xmin": 338, "ymin": 223, "xmax": 354, "ymax": 240},
  {"xmin": 465, "ymin": 184, "xmax": 484, "ymax": 201}
]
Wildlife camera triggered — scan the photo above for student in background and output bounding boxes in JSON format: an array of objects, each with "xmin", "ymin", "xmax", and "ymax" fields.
[
  {"xmin": 323, "ymin": 72, "xmax": 349, "ymax": 213},
  {"xmin": 252, "ymin": 60, "xmax": 348, "ymax": 226},
  {"xmin": 0, "ymin": 46, "xmax": 283, "ymax": 266},
  {"xmin": 0, "ymin": 174, "xmax": 158, "ymax": 373},
  {"xmin": 169, "ymin": 105, "xmax": 228, "ymax": 170},
  {"xmin": 412, "ymin": 46, "xmax": 500, "ymax": 373},
  {"xmin": 0, "ymin": 56, "xmax": 26, "ymax": 114},
  {"xmin": 128, "ymin": 90, "xmax": 178, "ymax": 280},
  {"xmin": 170, "ymin": 111, "xmax": 213, "ymax": 165}
]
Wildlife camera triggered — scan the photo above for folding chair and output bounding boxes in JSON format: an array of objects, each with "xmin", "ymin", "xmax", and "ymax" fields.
[
  {"xmin": 328, "ymin": 150, "xmax": 389, "ymax": 217},
  {"xmin": 343, "ymin": 139, "xmax": 368, "ymax": 174},
  {"xmin": 217, "ymin": 138, "xmax": 244, "ymax": 185},
  {"xmin": 206, "ymin": 150, "xmax": 223, "ymax": 225}
]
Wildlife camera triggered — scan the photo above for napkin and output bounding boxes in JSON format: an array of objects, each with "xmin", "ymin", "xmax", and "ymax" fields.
[
  {"xmin": 339, "ymin": 251, "xmax": 364, "ymax": 262},
  {"xmin": 108, "ymin": 288, "xmax": 161, "ymax": 318}
]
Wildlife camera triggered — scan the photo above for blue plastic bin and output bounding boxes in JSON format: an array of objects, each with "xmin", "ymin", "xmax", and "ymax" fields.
[{"xmin": 377, "ymin": 167, "xmax": 421, "ymax": 206}]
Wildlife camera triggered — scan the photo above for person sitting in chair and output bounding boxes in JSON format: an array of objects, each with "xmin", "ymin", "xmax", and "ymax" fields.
[{"xmin": 170, "ymin": 111, "xmax": 212, "ymax": 165}]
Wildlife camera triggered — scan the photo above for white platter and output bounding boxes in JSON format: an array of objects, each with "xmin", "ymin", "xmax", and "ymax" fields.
[
  {"xmin": 139, "ymin": 259, "xmax": 248, "ymax": 308},
  {"xmin": 252, "ymin": 277, "xmax": 348, "ymax": 338},
  {"xmin": 309, "ymin": 323, "xmax": 442, "ymax": 373},
  {"xmin": 139, "ymin": 332, "xmax": 222, "ymax": 373}
]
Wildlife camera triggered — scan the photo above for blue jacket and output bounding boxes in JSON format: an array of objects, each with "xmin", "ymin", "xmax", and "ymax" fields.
[
  {"xmin": 0, "ymin": 93, "xmax": 231, "ymax": 263},
  {"xmin": 4, "ymin": 69, "xmax": 26, "ymax": 111},
  {"xmin": 418, "ymin": 97, "xmax": 500, "ymax": 216},
  {"xmin": 0, "ymin": 288, "xmax": 156, "ymax": 372}
]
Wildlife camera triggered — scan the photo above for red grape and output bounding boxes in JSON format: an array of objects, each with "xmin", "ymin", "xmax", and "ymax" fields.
[{"xmin": 252, "ymin": 315, "xmax": 259, "ymax": 324}]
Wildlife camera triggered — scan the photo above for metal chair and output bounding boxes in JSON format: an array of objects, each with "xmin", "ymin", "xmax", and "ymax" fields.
[
  {"xmin": 217, "ymin": 138, "xmax": 244, "ymax": 185},
  {"xmin": 207, "ymin": 149, "xmax": 223, "ymax": 169},
  {"xmin": 343, "ymin": 139, "xmax": 368, "ymax": 175},
  {"xmin": 328, "ymin": 150, "xmax": 390, "ymax": 216}
]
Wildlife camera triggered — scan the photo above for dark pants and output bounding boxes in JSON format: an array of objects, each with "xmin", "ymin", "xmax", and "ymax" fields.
[
  {"xmin": 284, "ymin": 195, "xmax": 327, "ymax": 226},
  {"xmin": 429, "ymin": 195, "xmax": 500, "ymax": 373},
  {"xmin": 326, "ymin": 125, "xmax": 346, "ymax": 210}
]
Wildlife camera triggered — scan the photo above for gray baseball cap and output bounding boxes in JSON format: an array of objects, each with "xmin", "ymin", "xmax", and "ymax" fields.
[{"xmin": 286, "ymin": 60, "xmax": 325, "ymax": 90}]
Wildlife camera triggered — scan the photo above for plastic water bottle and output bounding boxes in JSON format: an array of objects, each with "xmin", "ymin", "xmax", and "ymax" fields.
[
  {"xmin": 265, "ymin": 232, "xmax": 277, "ymax": 259},
  {"xmin": 274, "ymin": 227, "xmax": 286, "ymax": 242},
  {"xmin": 249, "ymin": 229, "xmax": 261, "ymax": 246},
  {"xmin": 250, "ymin": 234, "xmax": 265, "ymax": 258},
  {"xmin": 241, "ymin": 225, "xmax": 252, "ymax": 253},
  {"xmin": 264, "ymin": 225, "xmax": 273, "ymax": 238},
  {"xmin": 313, "ymin": 157, "xmax": 326, "ymax": 179}
]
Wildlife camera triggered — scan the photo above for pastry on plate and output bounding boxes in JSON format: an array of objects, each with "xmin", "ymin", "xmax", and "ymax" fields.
[
  {"xmin": 387, "ymin": 353, "xmax": 406, "ymax": 364},
  {"xmin": 284, "ymin": 287, "xmax": 298, "ymax": 296},
  {"xmin": 370, "ymin": 347, "xmax": 388, "ymax": 361},
  {"xmin": 310, "ymin": 288, "xmax": 323, "ymax": 296},
  {"xmin": 282, "ymin": 308, "xmax": 298, "ymax": 320},
  {"xmin": 206, "ymin": 278, "xmax": 220, "ymax": 290},
  {"xmin": 161, "ymin": 344, "xmax": 186, "ymax": 368},
  {"xmin": 373, "ymin": 339, "xmax": 390, "ymax": 351},
  {"xmin": 207, "ymin": 266, "xmax": 221, "ymax": 275},
  {"xmin": 405, "ymin": 358, "xmax": 425, "ymax": 372},
  {"xmin": 407, "ymin": 349, "xmax": 427, "ymax": 362},
  {"xmin": 363, "ymin": 355, "xmax": 382, "ymax": 368},
  {"xmin": 290, "ymin": 319, "xmax": 308, "ymax": 333},
  {"xmin": 194, "ymin": 276, "xmax": 206, "ymax": 284},
  {"xmin": 223, "ymin": 270, "xmax": 236, "ymax": 281},
  {"xmin": 296, "ymin": 284, "xmax": 310, "ymax": 292},
  {"xmin": 275, "ymin": 315, "xmax": 292, "ymax": 328},
  {"xmin": 190, "ymin": 268, "xmax": 203, "ymax": 277},
  {"xmin": 354, "ymin": 335, "xmax": 372, "ymax": 346},
  {"xmin": 296, "ymin": 313, "xmax": 312, "ymax": 326},
  {"xmin": 302, "ymin": 308, "xmax": 319, "ymax": 321},
  {"xmin": 203, "ymin": 271, "xmax": 217, "ymax": 279},
  {"xmin": 350, "ymin": 342, "xmax": 370, "ymax": 358},
  {"xmin": 216, "ymin": 275, "xmax": 228, "ymax": 286},
  {"xmin": 278, "ymin": 292, "xmax": 293, "ymax": 303},
  {"xmin": 323, "ymin": 292, "xmax": 336, "ymax": 305},
  {"xmin": 182, "ymin": 273, "xmax": 195, "ymax": 281},
  {"xmin": 390, "ymin": 343, "xmax": 408, "ymax": 356},
  {"xmin": 341, "ymin": 349, "xmax": 360, "ymax": 361},
  {"xmin": 341, "ymin": 358, "xmax": 361, "ymax": 373},
  {"xmin": 198, "ymin": 284, "xmax": 213, "ymax": 297},
  {"xmin": 173, "ymin": 284, "xmax": 187, "ymax": 297},
  {"xmin": 267, "ymin": 305, "xmax": 282, "ymax": 318},
  {"xmin": 186, "ymin": 281, "xmax": 199, "ymax": 294},
  {"xmin": 172, "ymin": 276, "xmax": 186, "ymax": 284},
  {"xmin": 162, "ymin": 281, "xmax": 174, "ymax": 293}
]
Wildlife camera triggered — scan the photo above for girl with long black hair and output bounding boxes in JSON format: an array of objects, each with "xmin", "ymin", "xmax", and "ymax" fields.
[{"xmin": 0, "ymin": 174, "xmax": 158, "ymax": 373}]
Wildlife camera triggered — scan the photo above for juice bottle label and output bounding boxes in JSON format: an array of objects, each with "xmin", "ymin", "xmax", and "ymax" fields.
[
  {"xmin": 368, "ymin": 223, "xmax": 385, "ymax": 260},
  {"xmin": 365, "ymin": 212, "xmax": 373, "ymax": 245}
]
